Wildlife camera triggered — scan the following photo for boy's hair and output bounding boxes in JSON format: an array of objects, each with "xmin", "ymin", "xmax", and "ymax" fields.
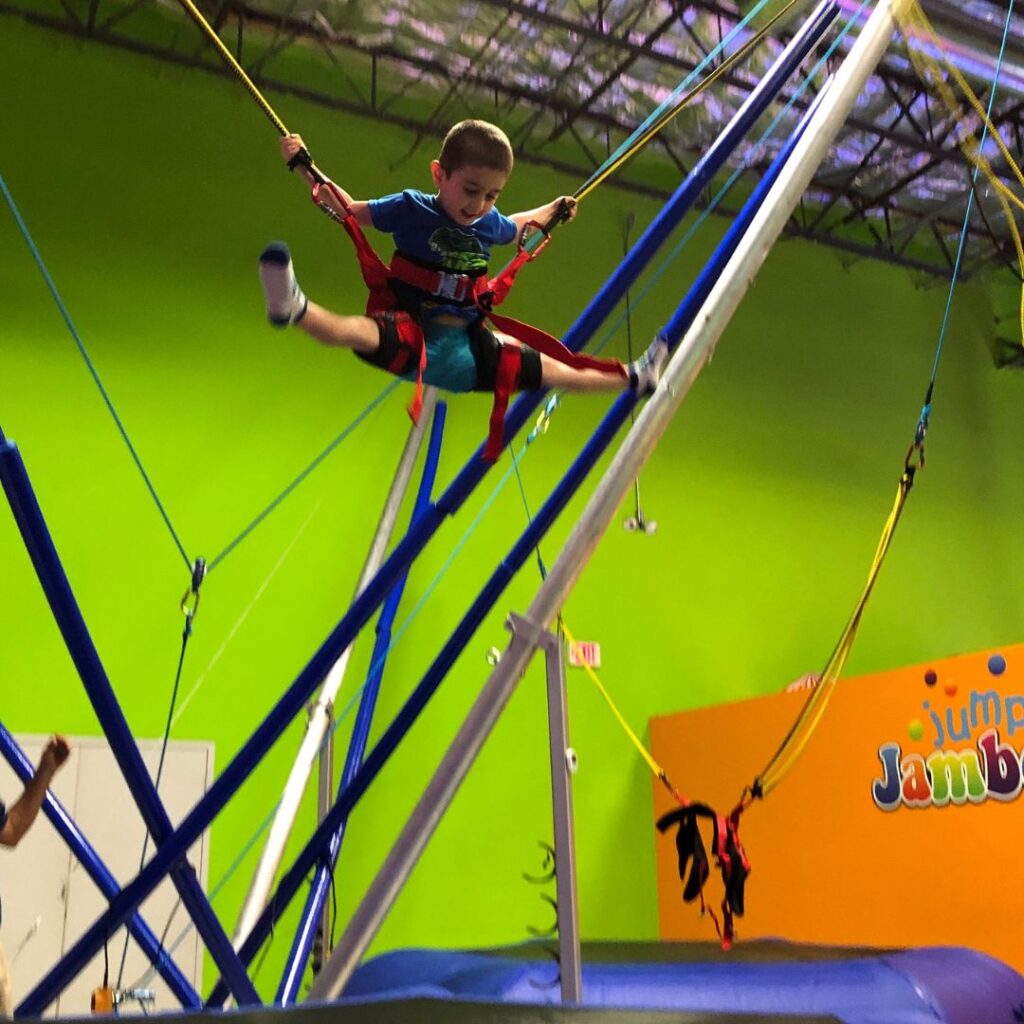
[{"xmin": 438, "ymin": 120, "xmax": 514, "ymax": 176}]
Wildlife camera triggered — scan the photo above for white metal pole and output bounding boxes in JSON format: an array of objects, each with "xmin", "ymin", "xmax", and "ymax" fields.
[
  {"xmin": 309, "ymin": 0, "xmax": 908, "ymax": 999},
  {"xmin": 233, "ymin": 388, "xmax": 438, "ymax": 947}
]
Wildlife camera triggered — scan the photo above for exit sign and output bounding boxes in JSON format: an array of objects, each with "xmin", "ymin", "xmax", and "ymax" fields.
[{"xmin": 568, "ymin": 640, "xmax": 601, "ymax": 668}]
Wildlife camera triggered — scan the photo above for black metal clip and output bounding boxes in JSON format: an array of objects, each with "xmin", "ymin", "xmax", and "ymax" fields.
[{"xmin": 180, "ymin": 557, "xmax": 206, "ymax": 637}]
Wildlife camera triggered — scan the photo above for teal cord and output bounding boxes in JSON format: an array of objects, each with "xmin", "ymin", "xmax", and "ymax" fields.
[
  {"xmin": 1, "ymin": 163, "xmax": 402, "ymax": 579},
  {"xmin": 206, "ymin": 379, "xmax": 400, "ymax": 574},
  {"xmin": 926, "ymin": 0, "xmax": 1014, "ymax": 389},
  {"xmin": 1, "ymin": 168, "xmax": 192, "ymax": 571}
]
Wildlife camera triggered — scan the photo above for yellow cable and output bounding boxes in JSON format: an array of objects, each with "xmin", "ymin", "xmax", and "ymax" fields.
[
  {"xmin": 175, "ymin": 0, "xmax": 290, "ymax": 137},
  {"xmin": 758, "ymin": 0, "xmax": 1024, "ymax": 796},
  {"xmin": 176, "ymin": 0, "xmax": 804, "ymax": 225},
  {"xmin": 559, "ymin": 618, "xmax": 668, "ymax": 783},
  {"xmin": 757, "ymin": 474, "xmax": 913, "ymax": 795}
]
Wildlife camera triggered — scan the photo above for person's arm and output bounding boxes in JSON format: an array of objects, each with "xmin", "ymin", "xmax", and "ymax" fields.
[
  {"xmin": 279, "ymin": 133, "xmax": 374, "ymax": 228},
  {"xmin": 0, "ymin": 736, "xmax": 71, "ymax": 849},
  {"xmin": 508, "ymin": 195, "xmax": 578, "ymax": 233}
]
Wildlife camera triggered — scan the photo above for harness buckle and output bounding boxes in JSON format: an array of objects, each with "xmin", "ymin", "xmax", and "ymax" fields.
[{"xmin": 434, "ymin": 271, "xmax": 465, "ymax": 301}]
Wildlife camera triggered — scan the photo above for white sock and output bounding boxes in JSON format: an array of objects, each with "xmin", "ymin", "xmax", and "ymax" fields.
[
  {"xmin": 259, "ymin": 242, "xmax": 308, "ymax": 327},
  {"xmin": 629, "ymin": 334, "xmax": 669, "ymax": 393}
]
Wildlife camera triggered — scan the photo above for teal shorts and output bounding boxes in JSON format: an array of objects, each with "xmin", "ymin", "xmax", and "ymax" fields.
[
  {"xmin": 358, "ymin": 311, "xmax": 544, "ymax": 394},
  {"xmin": 401, "ymin": 322, "xmax": 478, "ymax": 393}
]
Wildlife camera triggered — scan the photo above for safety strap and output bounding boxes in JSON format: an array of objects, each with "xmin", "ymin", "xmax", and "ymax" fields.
[
  {"xmin": 487, "ymin": 311, "xmax": 628, "ymax": 380},
  {"xmin": 388, "ymin": 218, "xmax": 555, "ymax": 312},
  {"xmin": 484, "ymin": 344, "xmax": 522, "ymax": 462},
  {"xmin": 309, "ymin": 181, "xmax": 395, "ymax": 313},
  {"xmin": 383, "ymin": 313, "xmax": 428, "ymax": 426}
]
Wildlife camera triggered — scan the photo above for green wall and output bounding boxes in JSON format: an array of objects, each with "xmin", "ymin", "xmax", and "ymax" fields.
[{"xmin": 2, "ymin": 12, "xmax": 1022, "ymax": 1002}]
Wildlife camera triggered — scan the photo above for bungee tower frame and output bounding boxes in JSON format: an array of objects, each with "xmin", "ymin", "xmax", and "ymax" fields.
[{"xmin": 0, "ymin": 0, "xmax": 910, "ymax": 1011}]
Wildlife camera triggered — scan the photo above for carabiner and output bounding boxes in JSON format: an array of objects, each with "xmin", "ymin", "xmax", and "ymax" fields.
[
  {"xmin": 180, "ymin": 557, "xmax": 207, "ymax": 623},
  {"xmin": 518, "ymin": 220, "xmax": 553, "ymax": 262}
]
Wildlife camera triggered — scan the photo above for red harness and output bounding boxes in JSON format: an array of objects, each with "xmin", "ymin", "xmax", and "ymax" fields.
[
  {"xmin": 656, "ymin": 794, "xmax": 752, "ymax": 950},
  {"xmin": 312, "ymin": 180, "xmax": 626, "ymax": 461}
]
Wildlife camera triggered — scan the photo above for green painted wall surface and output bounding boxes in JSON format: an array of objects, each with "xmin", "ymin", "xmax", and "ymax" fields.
[{"xmin": 2, "ymin": 12, "xmax": 1021, "ymax": 1003}]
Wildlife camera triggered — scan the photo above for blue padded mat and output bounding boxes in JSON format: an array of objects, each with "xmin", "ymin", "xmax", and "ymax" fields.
[{"xmin": 343, "ymin": 941, "xmax": 1024, "ymax": 1024}]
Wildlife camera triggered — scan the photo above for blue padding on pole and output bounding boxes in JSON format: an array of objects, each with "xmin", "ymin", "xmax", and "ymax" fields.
[
  {"xmin": 0, "ymin": 722, "xmax": 201, "ymax": 1009},
  {"xmin": 339, "ymin": 944, "xmax": 1024, "ymax": 1022},
  {"xmin": 0, "ymin": 436, "xmax": 259, "ymax": 1011},
  {"xmin": 277, "ymin": 402, "xmax": 448, "ymax": 1005},
  {"xmin": 207, "ymin": 49, "xmax": 835, "ymax": 1004},
  {"xmin": 20, "ymin": 4, "xmax": 839, "ymax": 1008}
]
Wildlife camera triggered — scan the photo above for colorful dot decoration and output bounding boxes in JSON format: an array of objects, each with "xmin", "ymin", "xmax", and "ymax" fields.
[
  {"xmin": 924, "ymin": 669, "xmax": 937, "ymax": 686},
  {"xmin": 988, "ymin": 653, "xmax": 1007, "ymax": 677},
  {"xmin": 908, "ymin": 719, "xmax": 924, "ymax": 741}
]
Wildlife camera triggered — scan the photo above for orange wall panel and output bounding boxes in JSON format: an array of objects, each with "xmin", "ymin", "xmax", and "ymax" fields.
[{"xmin": 651, "ymin": 645, "xmax": 1024, "ymax": 971}]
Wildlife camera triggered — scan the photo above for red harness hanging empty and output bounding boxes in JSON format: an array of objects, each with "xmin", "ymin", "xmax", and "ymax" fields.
[{"xmin": 656, "ymin": 796, "xmax": 751, "ymax": 950}]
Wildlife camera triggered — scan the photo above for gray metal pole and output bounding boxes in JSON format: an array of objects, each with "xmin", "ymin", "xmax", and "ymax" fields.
[
  {"xmin": 528, "ymin": 618, "xmax": 582, "ymax": 1004},
  {"xmin": 309, "ymin": 0, "xmax": 908, "ymax": 998},
  {"xmin": 233, "ymin": 389, "xmax": 438, "ymax": 947}
]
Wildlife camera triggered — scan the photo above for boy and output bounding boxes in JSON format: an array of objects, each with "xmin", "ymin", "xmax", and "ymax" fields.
[{"xmin": 259, "ymin": 120, "xmax": 668, "ymax": 438}]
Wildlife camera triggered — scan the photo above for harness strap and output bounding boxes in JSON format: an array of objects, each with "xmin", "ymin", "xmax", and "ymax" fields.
[
  {"xmin": 484, "ymin": 344, "xmax": 522, "ymax": 462},
  {"xmin": 487, "ymin": 312, "xmax": 628, "ymax": 380},
  {"xmin": 389, "ymin": 253, "xmax": 480, "ymax": 306},
  {"xmin": 656, "ymin": 799, "xmax": 751, "ymax": 952},
  {"xmin": 310, "ymin": 182, "xmax": 395, "ymax": 313},
  {"xmin": 391, "ymin": 314, "xmax": 427, "ymax": 425},
  {"xmin": 388, "ymin": 217, "xmax": 554, "ymax": 313},
  {"xmin": 476, "ymin": 246, "xmax": 533, "ymax": 310}
]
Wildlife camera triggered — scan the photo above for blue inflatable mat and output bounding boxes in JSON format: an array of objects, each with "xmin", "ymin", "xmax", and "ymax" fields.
[{"xmin": 343, "ymin": 941, "xmax": 1024, "ymax": 1024}]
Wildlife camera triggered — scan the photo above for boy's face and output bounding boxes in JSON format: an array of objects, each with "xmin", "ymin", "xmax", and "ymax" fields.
[{"xmin": 431, "ymin": 161, "xmax": 508, "ymax": 226}]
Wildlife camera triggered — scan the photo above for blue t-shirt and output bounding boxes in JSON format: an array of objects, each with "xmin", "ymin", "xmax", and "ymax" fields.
[{"xmin": 368, "ymin": 189, "xmax": 517, "ymax": 275}]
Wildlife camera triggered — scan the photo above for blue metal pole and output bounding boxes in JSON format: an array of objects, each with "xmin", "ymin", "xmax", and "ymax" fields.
[
  {"xmin": 277, "ymin": 403, "xmax": 447, "ymax": 1005},
  {"xmin": 20, "ymin": 4, "xmax": 838, "ymax": 1008},
  {"xmin": 210, "ymin": 64, "xmax": 835, "ymax": 1002},
  {"xmin": 0, "ymin": 437, "xmax": 259, "ymax": 1010},
  {"xmin": 0, "ymin": 722, "xmax": 201, "ymax": 1009}
]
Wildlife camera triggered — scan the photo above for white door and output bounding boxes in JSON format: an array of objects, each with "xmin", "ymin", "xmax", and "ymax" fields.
[{"xmin": 0, "ymin": 735, "xmax": 213, "ymax": 1017}]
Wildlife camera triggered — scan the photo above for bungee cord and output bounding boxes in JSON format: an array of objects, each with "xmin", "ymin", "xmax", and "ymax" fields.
[
  {"xmin": 1, "ymin": 155, "xmax": 403, "ymax": 582},
  {"xmin": 896, "ymin": 0, "xmax": 1024, "ymax": 360},
  {"xmin": 171, "ymin": 503, "xmax": 322, "ymax": 728},
  {"xmin": 524, "ymin": 0, "xmax": 873, "ymax": 455}
]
